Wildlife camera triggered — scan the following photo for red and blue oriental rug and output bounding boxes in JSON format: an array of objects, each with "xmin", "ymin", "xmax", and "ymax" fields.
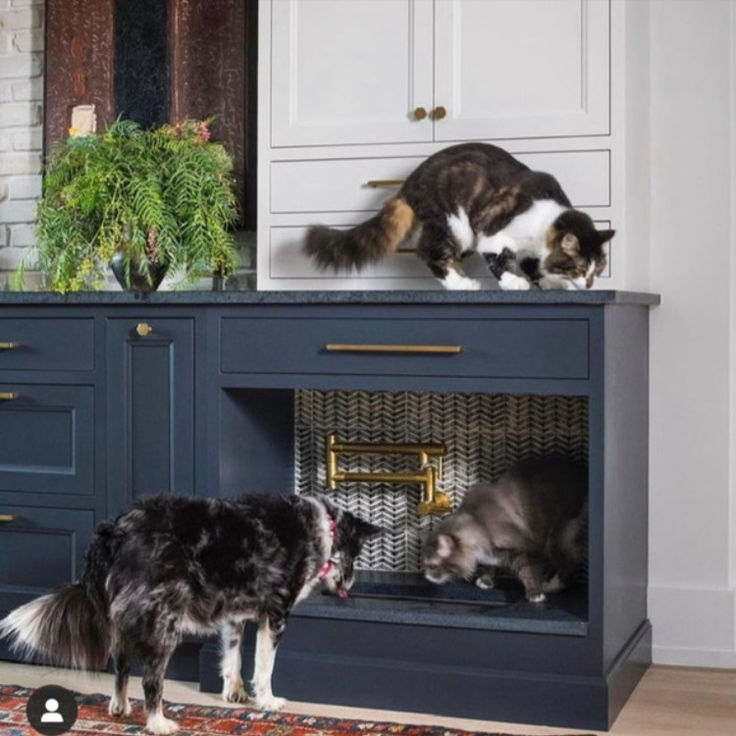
[{"xmin": 0, "ymin": 685, "xmax": 592, "ymax": 736}]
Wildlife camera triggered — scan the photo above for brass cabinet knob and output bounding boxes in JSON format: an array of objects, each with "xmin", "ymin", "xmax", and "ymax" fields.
[
  {"xmin": 431, "ymin": 105, "xmax": 447, "ymax": 120},
  {"xmin": 413, "ymin": 106, "xmax": 428, "ymax": 121},
  {"xmin": 136, "ymin": 323, "xmax": 153, "ymax": 337},
  {"xmin": 0, "ymin": 514, "xmax": 18, "ymax": 523}
]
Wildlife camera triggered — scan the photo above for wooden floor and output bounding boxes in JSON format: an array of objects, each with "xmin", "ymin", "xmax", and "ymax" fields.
[{"xmin": 1, "ymin": 662, "xmax": 734, "ymax": 735}]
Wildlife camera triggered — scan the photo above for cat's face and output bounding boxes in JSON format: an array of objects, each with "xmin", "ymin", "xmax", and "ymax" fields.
[
  {"xmin": 545, "ymin": 211, "xmax": 613, "ymax": 289},
  {"xmin": 421, "ymin": 529, "xmax": 476, "ymax": 584}
]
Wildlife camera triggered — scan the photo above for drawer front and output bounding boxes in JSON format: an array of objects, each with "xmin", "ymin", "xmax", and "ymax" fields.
[
  {"xmin": 0, "ymin": 318, "xmax": 94, "ymax": 372},
  {"xmin": 0, "ymin": 506, "xmax": 94, "ymax": 616},
  {"xmin": 221, "ymin": 317, "xmax": 589, "ymax": 380},
  {"xmin": 0, "ymin": 384, "xmax": 94, "ymax": 495},
  {"xmin": 270, "ymin": 149, "xmax": 610, "ymax": 214}
]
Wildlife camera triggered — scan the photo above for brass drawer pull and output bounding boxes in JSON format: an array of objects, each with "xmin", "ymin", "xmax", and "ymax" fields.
[
  {"xmin": 136, "ymin": 323, "xmax": 153, "ymax": 337},
  {"xmin": 0, "ymin": 392, "xmax": 19, "ymax": 400},
  {"xmin": 0, "ymin": 514, "xmax": 18, "ymax": 523},
  {"xmin": 413, "ymin": 106, "xmax": 428, "ymax": 120},
  {"xmin": 325, "ymin": 344, "xmax": 462, "ymax": 354},
  {"xmin": 365, "ymin": 179, "xmax": 404, "ymax": 189},
  {"xmin": 431, "ymin": 105, "xmax": 447, "ymax": 120},
  {"xmin": 0, "ymin": 342, "xmax": 19, "ymax": 349}
]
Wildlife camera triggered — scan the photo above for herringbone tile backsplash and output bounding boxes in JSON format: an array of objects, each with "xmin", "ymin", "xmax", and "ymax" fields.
[{"xmin": 295, "ymin": 390, "xmax": 588, "ymax": 573}]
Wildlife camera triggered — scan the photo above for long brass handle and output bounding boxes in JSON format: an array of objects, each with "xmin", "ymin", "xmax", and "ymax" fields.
[
  {"xmin": 365, "ymin": 179, "xmax": 404, "ymax": 189},
  {"xmin": 0, "ymin": 514, "xmax": 18, "ymax": 523},
  {"xmin": 136, "ymin": 322, "xmax": 153, "ymax": 337},
  {"xmin": 0, "ymin": 342, "xmax": 19, "ymax": 349},
  {"xmin": 0, "ymin": 392, "xmax": 19, "ymax": 400},
  {"xmin": 325, "ymin": 344, "xmax": 462, "ymax": 354},
  {"xmin": 413, "ymin": 106, "xmax": 428, "ymax": 120},
  {"xmin": 431, "ymin": 105, "xmax": 447, "ymax": 120}
]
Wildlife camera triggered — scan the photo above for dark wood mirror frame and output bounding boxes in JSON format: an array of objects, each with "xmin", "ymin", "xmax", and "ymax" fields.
[{"xmin": 44, "ymin": 0, "xmax": 257, "ymax": 228}]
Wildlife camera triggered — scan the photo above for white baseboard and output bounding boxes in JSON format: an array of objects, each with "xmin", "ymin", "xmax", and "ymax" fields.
[
  {"xmin": 652, "ymin": 645, "xmax": 736, "ymax": 669},
  {"xmin": 649, "ymin": 584, "xmax": 736, "ymax": 668}
]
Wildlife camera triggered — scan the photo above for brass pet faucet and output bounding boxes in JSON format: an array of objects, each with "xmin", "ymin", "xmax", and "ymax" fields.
[{"xmin": 325, "ymin": 433, "xmax": 451, "ymax": 516}]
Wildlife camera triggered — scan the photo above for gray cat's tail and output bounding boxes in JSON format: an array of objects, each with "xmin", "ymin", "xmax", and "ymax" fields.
[
  {"xmin": 0, "ymin": 525, "xmax": 115, "ymax": 671},
  {"xmin": 304, "ymin": 197, "xmax": 416, "ymax": 271}
]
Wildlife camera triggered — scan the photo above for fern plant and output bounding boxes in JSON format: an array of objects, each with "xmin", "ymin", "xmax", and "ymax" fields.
[{"xmin": 36, "ymin": 119, "xmax": 240, "ymax": 292}]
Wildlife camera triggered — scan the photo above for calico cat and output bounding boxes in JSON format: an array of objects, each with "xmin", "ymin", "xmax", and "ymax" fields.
[
  {"xmin": 421, "ymin": 457, "xmax": 587, "ymax": 602},
  {"xmin": 305, "ymin": 142, "xmax": 613, "ymax": 291}
]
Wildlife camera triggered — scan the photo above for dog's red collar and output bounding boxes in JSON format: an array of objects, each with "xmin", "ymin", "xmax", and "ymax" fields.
[{"xmin": 318, "ymin": 518, "xmax": 337, "ymax": 579}]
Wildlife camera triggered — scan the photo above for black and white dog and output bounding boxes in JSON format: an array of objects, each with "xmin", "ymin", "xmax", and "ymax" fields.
[{"xmin": 0, "ymin": 493, "xmax": 379, "ymax": 734}]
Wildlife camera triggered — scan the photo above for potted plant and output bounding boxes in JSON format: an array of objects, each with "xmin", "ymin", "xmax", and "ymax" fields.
[{"xmin": 35, "ymin": 118, "xmax": 240, "ymax": 292}]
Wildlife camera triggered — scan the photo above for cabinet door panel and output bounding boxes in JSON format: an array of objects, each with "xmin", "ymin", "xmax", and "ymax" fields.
[
  {"xmin": 0, "ymin": 384, "xmax": 94, "ymax": 496},
  {"xmin": 106, "ymin": 319, "xmax": 194, "ymax": 508},
  {"xmin": 0, "ymin": 507, "xmax": 93, "ymax": 616},
  {"xmin": 270, "ymin": 0, "xmax": 433, "ymax": 146},
  {"xmin": 434, "ymin": 0, "xmax": 609, "ymax": 141}
]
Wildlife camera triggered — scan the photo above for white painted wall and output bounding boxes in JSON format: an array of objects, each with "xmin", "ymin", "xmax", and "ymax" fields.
[
  {"xmin": 646, "ymin": 0, "xmax": 736, "ymax": 667},
  {"xmin": 0, "ymin": 0, "xmax": 43, "ymax": 286}
]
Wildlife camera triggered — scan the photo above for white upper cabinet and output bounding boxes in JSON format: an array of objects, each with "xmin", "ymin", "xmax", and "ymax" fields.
[
  {"xmin": 433, "ymin": 0, "xmax": 610, "ymax": 141},
  {"xmin": 269, "ymin": 0, "xmax": 609, "ymax": 148},
  {"xmin": 270, "ymin": 0, "xmax": 434, "ymax": 147}
]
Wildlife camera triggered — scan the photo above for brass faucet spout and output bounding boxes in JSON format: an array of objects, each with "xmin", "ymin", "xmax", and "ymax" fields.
[{"xmin": 325, "ymin": 434, "xmax": 451, "ymax": 516}]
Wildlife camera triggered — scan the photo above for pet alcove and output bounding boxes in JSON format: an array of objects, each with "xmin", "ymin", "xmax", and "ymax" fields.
[{"xmin": 222, "ymin": 388, "xmax": 591, "ymax": 636}]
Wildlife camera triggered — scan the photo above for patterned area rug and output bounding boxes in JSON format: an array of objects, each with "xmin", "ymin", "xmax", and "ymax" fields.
[{"xmin": 0, "ymin": 685, "xmax": 591, "ymax": 736}]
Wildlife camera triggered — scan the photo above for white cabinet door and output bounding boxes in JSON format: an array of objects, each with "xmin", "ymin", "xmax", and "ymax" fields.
[
  {"xmin": 433, "ymin": 0, "xmax": 610, "ymax": 141},
  {"xmin": 270, "ymin": 0, "xmax": 433, "ymax": 147}
]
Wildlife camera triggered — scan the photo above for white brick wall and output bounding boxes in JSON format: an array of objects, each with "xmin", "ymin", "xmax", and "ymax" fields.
[{"xmin": 0, "ymin": 0, "xmax": 43, "ymax": 286}]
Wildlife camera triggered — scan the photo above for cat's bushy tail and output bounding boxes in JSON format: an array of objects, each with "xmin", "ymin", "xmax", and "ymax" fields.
[
  {"xmin": 0, "ymin": 523, "xmax": 116, "ymax": 670},
  {"xmin": 304, "ymin": 197, "xmax": 416, "ymax": 271}
]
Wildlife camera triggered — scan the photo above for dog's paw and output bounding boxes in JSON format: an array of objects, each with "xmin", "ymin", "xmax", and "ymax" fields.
[
  {"xmin": 254, "ymin": 695, "xmax": 287, "ymax": 712},
  {"xmin": 108, "ymin": 697, "xmax": 132, "ymax": 717},
  {"xmin": 222, "ymin": 680, "xmax": 248, "ymax": 704},
  {"xmin": 145, "ymin": 712, "xmax": 179, "ymax": 735}
]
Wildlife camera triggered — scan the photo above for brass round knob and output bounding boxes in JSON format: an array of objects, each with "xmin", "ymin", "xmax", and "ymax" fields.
[
  {"xmin": 136, "ymin": 322, "xmax": 153, "ymax": 337},
  {"xmin": 413, "ymin": 106, "xmax": 428, "ymax": 121},
  {"xmin": 431, "ymin": 105, "xmax": 447, "ymax": 120}
]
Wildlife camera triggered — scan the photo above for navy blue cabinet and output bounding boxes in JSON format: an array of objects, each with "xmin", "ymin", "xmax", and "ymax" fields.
[{"xmin": 0, "ymin": 291, "xmax": 658, "ymax": 731}]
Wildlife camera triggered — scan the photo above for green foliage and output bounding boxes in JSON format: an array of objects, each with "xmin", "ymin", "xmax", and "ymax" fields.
[
  {"xmin": 9, "ymin": 260, "xmax": 26, "ymax": 292},
  {"xmin": 36, "ymin": 119, "xmax": 240, "ymax": 292}
]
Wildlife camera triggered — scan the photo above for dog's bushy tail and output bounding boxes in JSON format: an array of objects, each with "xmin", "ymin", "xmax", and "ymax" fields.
[
  {"xmin": 0, "ymin": 522, "xmax": 116, "ymax": 670},
  {"xmin": 304, "ymin": 197, "xmax": 416, "ymax": 271}
]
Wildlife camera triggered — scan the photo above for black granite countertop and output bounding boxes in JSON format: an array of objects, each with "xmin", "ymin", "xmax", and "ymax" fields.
[{"xmin": 0, "ymin": 289, "xmax": 660, "ymax": 306}]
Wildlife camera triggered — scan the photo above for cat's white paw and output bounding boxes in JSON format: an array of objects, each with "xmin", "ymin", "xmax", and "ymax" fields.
[
  {"xmin": 254, "ymin": 695, "xmax": 287, "ymax": 711},
  {"xmin": 475, "ymin": 577, "xmax": 495, "ymax": 590},
  {"xmin": 222, "ymin": 679, "xmax": 248, "ymax": 703},
  {"xmin": 441, "ymin": 271, "xmax": 482, "ymax": 291},
  {"xmin": 527, "ymin": 592, "xmax": 547, "ymax": 604},
  {"xmin": 145, "ymin": 712, "xmax": 179, "ymax": 735},
  {"xmin": 498, "ymin": 272, "xmax": 531, "ymax": 291}
]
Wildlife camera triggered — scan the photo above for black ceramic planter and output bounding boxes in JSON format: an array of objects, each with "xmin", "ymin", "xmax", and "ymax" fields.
[{"xmin": 110, "ymin": 252, "xmax": 168, "ymax": 292}]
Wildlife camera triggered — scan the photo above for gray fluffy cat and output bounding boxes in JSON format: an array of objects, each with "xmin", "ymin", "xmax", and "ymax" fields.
[{"xmin": 422, "ymin": 457, "xmax": 587, "ymax": 602}]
